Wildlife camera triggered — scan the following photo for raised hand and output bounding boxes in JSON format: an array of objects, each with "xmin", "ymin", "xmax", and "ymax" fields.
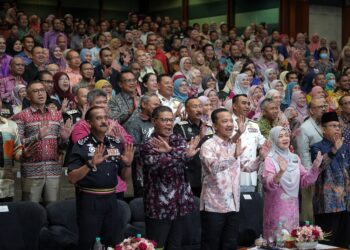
[
  {"xmin": 91, "ymin": 144, "xmax": 109, "ymax": 166},
  {"xmin": 234, "ymin": 138, "xmax": 246, "ymax": 158},
  {"xmin": 259, "ymin": 140, "xmax": 272, "ymax": 159},
  {"xmin": 121, "ymin": 143, "xmax": 135, "ymax": 166},
  {"xmin": 312, "ymin": 151, "xmax": 323, "ymax": 169},
  {"xmin": 333, "ymin": 134, "xmax": 343, "ymax": 152},
  {"xmin": 199, "ymin": 123, "xmax": 208, "ymax": 139},
  {"xmin": 39, "ymin": 124, "xmax": 50, "ymax": 139},
  {"xmin": 60, "ymin": 118, "xmax": 73, "ymax": 141},
  {"xmin": 186, "ymin": 136, "xmax": 200, "ymax": 157},
  {"xmin": 61, "ymin": 98, "xmax": 69, "ymax": 113},
  {"xmin": 237, "ymin": 115, "xmax": 247, "ymax": 135},
  {"xmin": 81, "ymin": 103, "xmax": 89, "ymax": 120},
  {"xmin": 150, "ymin": 136, "xmax": 172, "ymax": 153},
  {"xmin": 22, "ymin": 142, "xmax": 38, "ymax": 158},
  {"xmin": 277, "ymin": 156, "xmax": 288, "ymax": 173},
  {"xmin": 175, "ymin": 103, "xmax": 183, "ymax": 118}
]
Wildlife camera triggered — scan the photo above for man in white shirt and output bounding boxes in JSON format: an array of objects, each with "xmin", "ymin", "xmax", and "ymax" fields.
[{"xmin": 231, "ymin": 94, "xmax": 266, "ymax": 192}]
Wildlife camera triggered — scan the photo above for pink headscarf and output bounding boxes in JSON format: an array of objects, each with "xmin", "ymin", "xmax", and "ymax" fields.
[
  {"xmin": 290, "ymin": 90, "xmax": 308, "ymax": 123},
  {"xmin": 252, "ymin": 97, "xmax": 266, "ymax": 121},
  {"xmin": 310, "ymin": 86, "xmax": 325, "ymax": 99}
]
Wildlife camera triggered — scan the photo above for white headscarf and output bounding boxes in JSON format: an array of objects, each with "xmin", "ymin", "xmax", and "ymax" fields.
[
  {"xmin": 263, "ymin": 68, "xmax": 276, "ymax": 93},
  {"xmin": 267, "ymin": 126, "xmax": 300, "ymax": 198},
  {"xmin": 233, "ymin": 73, "xmax": 249, "ymax": 95}
]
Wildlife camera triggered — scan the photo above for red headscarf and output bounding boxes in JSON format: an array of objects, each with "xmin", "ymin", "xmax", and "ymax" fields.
[{"xmin": 53, "ymin": 72, "xmax": 74, "ymax": 102}]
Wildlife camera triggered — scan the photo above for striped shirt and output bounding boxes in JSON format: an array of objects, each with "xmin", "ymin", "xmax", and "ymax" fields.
[{"xmin": 12, "ymin": 106, "xmax": 64, "ymax": 178}]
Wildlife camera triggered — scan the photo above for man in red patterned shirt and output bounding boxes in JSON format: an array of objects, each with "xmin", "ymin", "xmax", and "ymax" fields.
[{"xmin": 12, "ymin": 80, "xmax": 72, "ymax": 203}]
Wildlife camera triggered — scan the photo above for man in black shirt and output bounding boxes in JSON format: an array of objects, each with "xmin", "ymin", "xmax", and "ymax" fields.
[
  {"xmin": 173, "ymin": 97, "xmax": 213, "ymax": 196},
  {"xmin": 68, "ymin": 107, "xmax": 133, "ymax": 250}
]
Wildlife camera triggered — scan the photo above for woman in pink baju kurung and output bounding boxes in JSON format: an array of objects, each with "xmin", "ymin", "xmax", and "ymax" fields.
[{"xmin": 262, "ymin": 126, "xmax": 322, "ymax": 239}]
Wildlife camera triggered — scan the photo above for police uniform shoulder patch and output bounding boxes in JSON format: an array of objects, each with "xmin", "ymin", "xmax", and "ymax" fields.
[
  {"xmin": 66, "ymin": 109, "xmax": 79, "ymax": 115},
  {"xmin": 106, "ymin": 135, "xmax": 120, "ymax": 144},
  {"xmin": 77, "ymin": 136, "xmax": 89, "ymax": 145},
  {"xmin": 178, "ymin": 121, "xmax": 189, "ymax": 125}
]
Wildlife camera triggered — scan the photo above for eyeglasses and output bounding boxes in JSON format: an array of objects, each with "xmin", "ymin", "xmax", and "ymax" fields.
[
  {"xmin": 123, "ymin": 79, "xmax": 137, "ymax": 84},
  {"xmin": 156, "ymin": 118, "xmax": 174, "ymax": 123},
  {"xmin": 59, "ymin": 77, "xmax": 69, "ymax": 82},
  {"xmin": 31, "ymin": 88, "xmax": 46, "ymax": 94},
  {"xmin": 324, "ymin": 124, "xmax": 342, "ymax": 129},
  {"xmin": 340, "ymin": 101, "xmax": 350, "ymax": 106},
  {"xmin": 312, "ymin": 105, "xmax": 328, "ymax": 110}
]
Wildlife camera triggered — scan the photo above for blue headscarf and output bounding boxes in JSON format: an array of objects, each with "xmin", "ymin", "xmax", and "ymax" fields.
[
  {"xmin": 325, "ymin": 73, "xmax": 336, "ymax": 92},
  {"xmin": 173, "ymin": 77, "xmax": 188, "ymax": 103},
  {"xmin": 80, "ymin": 48, "xmax": 92, "ymax": 62},
  {"xmin": 283, "ymin": 82, "xmax": 299, "ymax": 106}
]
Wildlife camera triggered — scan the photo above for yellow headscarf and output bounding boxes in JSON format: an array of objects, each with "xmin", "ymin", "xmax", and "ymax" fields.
[{"xmin": 95, "ymin": 80, "xmax": 112, "ymax": 89}]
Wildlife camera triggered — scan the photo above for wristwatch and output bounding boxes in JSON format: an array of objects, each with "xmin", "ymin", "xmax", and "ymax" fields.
[{"xmin": 86, "ymin": 160, "xmax": 97, "ymax": 172}]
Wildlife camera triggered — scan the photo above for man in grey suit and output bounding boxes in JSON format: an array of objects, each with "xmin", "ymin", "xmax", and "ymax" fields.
[{"xmin": 295, "ymin": 97, "xmax": 327, "ymax": 223}]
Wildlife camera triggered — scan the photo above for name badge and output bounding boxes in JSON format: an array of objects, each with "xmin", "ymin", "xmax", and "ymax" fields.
[
  {"xmin": 107, "ymin": 148, "xmax": 120, "ymax": 156},
  {"xmin": 248, "ymin": 127, "xmax": 258, "ymax": 133}
]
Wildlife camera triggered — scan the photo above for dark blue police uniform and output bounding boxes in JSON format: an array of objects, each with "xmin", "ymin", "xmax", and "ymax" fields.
[{"xmin": 68, "ymin": 133, "xmax": 124, "ymax": 250}]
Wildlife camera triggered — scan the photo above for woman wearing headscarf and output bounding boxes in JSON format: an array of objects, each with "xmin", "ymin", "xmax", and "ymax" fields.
[
  {"xmin": 262, "ymin": 126, "xmax": 322, "ymax": 239},
  {"xmin": 80, "ymin": 48, "xmax": 92, "ymax": 63},
  {"xmin": 173, "ymin": 77, "xmax": 189, "ymax": 104},
  {"xmin": 232, "ymin": 73, "xmax": 250, "ymax": 95},
  {"xmin": 198, "ymin": 95, "xmax": 212, "ymax": 123},
  {"xmin": 52, "ymin": 72, "xmax": 74, "ymax": 111},
  {"xmin": 172, "ymin": 57, "xmax": 192, "ymax": 82},
  {"xmin": 308, "ymin": 33, "xmax": 320, "ymax": 55},
  {"xmin": 270, "ymin": 80, "xmax": 285, "ymax": 99},
  {"xmin": 263, "ymin": 68, "xmax": 278, "ymax": 94},
  {"xmin": 49, "ymin": 45, "xmax": 66, "ymax": 71},
  {"xmin": 308, "ymin": 86, "xmax": 336, "ymax": 111},
  {"xmin": 325, "ymin": 72, "xmax": 336, "ymax": 93},
  {"xmin": 279, "ymin": 71, "xmax": 289, "ymax": 89},
  {"xmin": 290, "ymin": 90, "xmax": 308, "ymax": 123},
  {"xmin": 282, "ymin": 82, "xmax": 300, "ymax": 108},
  {"xmin": 247, "ymin": 85, "xmax": 263, "ymax": 119},
  {"xmin": 11, "ymin": 84, "xmax": 27, "ymax": 114},
  {"xmin": 95, "ymin": 79, "xmax": 115, "ymax": 101},
  {"xmin": 204, "ymin": 88, "xmax": 221, "ymax": 111}
]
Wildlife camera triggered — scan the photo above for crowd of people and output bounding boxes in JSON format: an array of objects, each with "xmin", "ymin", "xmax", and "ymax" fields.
[{"xmin": 1, "ymin": 2, "xmax": 350, "ymax": 250}]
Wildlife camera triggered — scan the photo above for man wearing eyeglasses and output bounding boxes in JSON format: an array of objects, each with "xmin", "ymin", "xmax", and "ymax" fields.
[
  {"xmin": 108, "ymin": 71, "xmax": 140, "ymax": 125},
  {"xmin": 141, "ymin": 105, "xmax": 200, "ymax": 250},
  {"xmin": 295, "ymin": 97, "xmax": 327, "ymax": 223},
  {"xmin": 310, "ymin": 112, "xmax": 350, "ymax": 248},
  {"xmin": 338, "ymin": 94, "xmax": 350, "ymax": 146},
  {"xmin": 12, "ymin": 80, "xmax": 72, "ymax": 204}
]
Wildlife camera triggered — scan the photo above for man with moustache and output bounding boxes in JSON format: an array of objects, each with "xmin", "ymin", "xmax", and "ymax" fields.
[
  {"xmin": 108, "ymin": 71, "xmax": 139, "ymax": 125},
  {"xmin": 141, "ymin": 105, "xmax": 200, "ymax": 249},
  {"xmin": 173, "ymin": 96, "xmax": 213, "ymax": 196},
  {"xmin": 231, "ymin": 94, "xmax": 267, "ymax": 193},
  {"xmin": 68, "ymin": 106, "xmax": 134, "ymax": 249}
]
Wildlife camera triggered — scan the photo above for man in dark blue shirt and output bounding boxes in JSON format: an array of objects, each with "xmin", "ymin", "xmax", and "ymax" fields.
[{"xmin": 68, "ymin": 106, "xmax": 133, "ymax": 250}]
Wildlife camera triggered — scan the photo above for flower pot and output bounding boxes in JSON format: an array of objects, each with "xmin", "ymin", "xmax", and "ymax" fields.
[{"xmin": 295, "ymin": 241, "xmax": 318, "ymax": 249}]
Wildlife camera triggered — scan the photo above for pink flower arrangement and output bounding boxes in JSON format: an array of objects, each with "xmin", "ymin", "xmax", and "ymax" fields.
[
  {"xmin": 290, "ymin": 225, "xmax": 324, "ymax": 242},
  {"xmin": 115, "ymin": 237, "xmax": 157, "ymax": 250}
]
